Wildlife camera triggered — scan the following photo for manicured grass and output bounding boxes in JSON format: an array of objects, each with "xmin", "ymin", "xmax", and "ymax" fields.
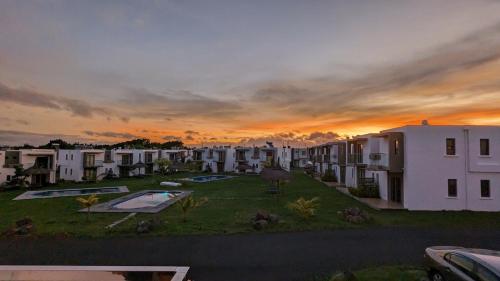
[
  {"xmin": 313, "ymin": 265, "xmax": 427, "ymax": 281},
  {"xmin": 1, "ymin": 170, "xmax": 500, "ymax": 237}
]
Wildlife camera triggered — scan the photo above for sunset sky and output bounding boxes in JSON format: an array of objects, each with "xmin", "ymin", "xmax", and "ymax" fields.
[{"xmin": 2, "ymin": 0, "xmax": 500, "ymax": 147}]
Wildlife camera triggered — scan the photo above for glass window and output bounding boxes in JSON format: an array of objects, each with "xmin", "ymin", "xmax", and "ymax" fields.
[
  {"xmin": 481, "ymin": 180, "xmax": 491, "ymax": 198},
  {"xmin": 477, "ymin": 264, "xmax": 500, "ymax": 281},
  {"xmin": 448, "ymin": 254, "xmax": 475, "ymax": 278},
  {"xmin": 394, "ymin": 140, "xmax": 400, "ymax": 155},
  {"xmin": 448, "ymin": 179, "xmax": 457, "ymax": 197},
  {"xmin": 446, "ymin": 138, "xmax": 456, "ymax": 155},
  {"xmin": 480, "ymin": 139, "xmax": 490, "ymax": 156}
]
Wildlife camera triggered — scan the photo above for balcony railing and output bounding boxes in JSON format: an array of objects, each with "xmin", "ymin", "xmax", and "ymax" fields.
[
  {"xmin": 83, "ymin": 160, "xmax": 104, "ymax": 168},
  {"xmin": 348, "ymin": 153, "xmax": 364, "ymax": 164},
  {"xmin": 117, "ymin": 159, "xmax": 133, "ymax": 166},
  {"xmin": 368, "ymin": 153, "xmax": 388, "ymax": 169}
]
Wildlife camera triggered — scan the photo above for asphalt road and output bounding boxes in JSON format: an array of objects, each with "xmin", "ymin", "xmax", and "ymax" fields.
[{"xmin": 1, "ymin": 227, "xmax": 500, "ymax": 281}]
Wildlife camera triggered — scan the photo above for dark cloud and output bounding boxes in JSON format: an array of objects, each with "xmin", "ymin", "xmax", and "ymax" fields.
[
  {"xmin": 0, "ymin": 82, "xmax": 129, "ymax": 121},
  {"xmin": 250, "ymin": 21, "xmax": 500, "ymax": 121},
  {"xmin": 184, "ymin": 130, "xmax": 200, "ymax": 135},
  {"xmin": 306, "ymin": 131, "xmax": 340, "ymax": 141},
  {"xmin": 238, "ymin": 131, "xmax": 341, "ymax": 146},
  {"xmin": 0, "ymin": 130, "xmax": 91, "ymax": 146},
  {"xmin": 185, "ymin": 135, "xmax": 194, "ymax": 141},
  {"xmin": 162, "ymin": 135, "xmax": 181, "ymax": 141},
  {"xmin": 120, "ymin": 88, "xmax": 244, "ymax": 120},
  {"xmin": 82, "ymin": 130, "xmax": 139, "ymax": 139}
]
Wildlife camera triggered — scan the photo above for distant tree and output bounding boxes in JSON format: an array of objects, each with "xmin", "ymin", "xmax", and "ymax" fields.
[
  {"xmin": 161, "ymin": 140, "xmax": 185, "ymax": 149},
  {"xmin": 38, "ymin": 139, "xmax": 75, "ymax": 149},
  {"xmin": 154, "ymin": 158, "xmax": 172, "ymax": 175}
]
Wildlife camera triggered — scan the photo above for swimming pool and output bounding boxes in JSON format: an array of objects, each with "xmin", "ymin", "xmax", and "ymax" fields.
[
  {"xmin": 184, "ymin": 175, "xmax": 234, "ymax": 183},
  {"xmin": 84, "ymin": 190, "xmax": 193, "ymax": 213},
  {"xmin": 13, "ymin": 186, "xmax": 129, "ymax": 200}
]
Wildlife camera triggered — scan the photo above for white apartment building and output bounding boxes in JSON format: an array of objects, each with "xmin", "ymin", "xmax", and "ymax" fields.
[
  {"xmin": 192, "ymin": 147, "xmax": 235, "ymax": 173},
  {"xmin": 0, "ymin": 149, "xmax": 57, "ymax": 187},
  {"xmin": 58, "ymin": 149, "xmax": 106, "ymax": 182},
  {"xmin": 291, "ymin": 148, "xmax": 308, "ymax": 168},
  {"xmin": 112, "ymin": 149, "xmax": 160, "ymax": 177}
]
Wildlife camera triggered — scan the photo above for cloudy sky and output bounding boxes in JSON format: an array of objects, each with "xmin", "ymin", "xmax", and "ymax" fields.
[{"xmin": 2, "ymin": 0, "xmax": 500, "ymax": 146}]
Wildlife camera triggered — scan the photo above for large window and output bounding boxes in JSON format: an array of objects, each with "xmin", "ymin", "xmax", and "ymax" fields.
[
  {"xmin": 480, "ymin": 139, "xmax": 490, "ymax": 156},
  {"xmin": 448, "ymin": 179, "xmax": 457, "ymax": 197},
  {"xmin": 446, "ymin": 138, "xmax": 456, "ymax": 155},
  {"xmin": 481, "ymin": 180, "xmax": 491, "ymax": 198},
  {"xmin": 446, "ymin": 254, "xmax": 475, "ymax": 279}
]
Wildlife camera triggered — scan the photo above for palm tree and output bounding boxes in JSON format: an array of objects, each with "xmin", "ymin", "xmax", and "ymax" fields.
[
  {"xmin": 76, "ymin": 194, "xmax": 99, "ymax": 221},
  {"xmin": 177, "ymin": 195, "xmax": 208, "ymax": 222}
]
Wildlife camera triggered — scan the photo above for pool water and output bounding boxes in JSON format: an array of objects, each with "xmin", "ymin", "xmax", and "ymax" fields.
[
  {"xmin": 113, "ymin": 191, "xmax": 180, "ymax": 209},
  {"xmin": 13, "ymin": 186, "xmax": 129, "ymax": 200},
  {"xmin": 187, "ymin": 175, "xmax": 234, "ymax": 183}
]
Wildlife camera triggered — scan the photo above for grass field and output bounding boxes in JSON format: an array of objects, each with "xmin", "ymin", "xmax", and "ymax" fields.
[{"xmin": 1, "ymin": 170, "xmax": 500, "ymax": 237}]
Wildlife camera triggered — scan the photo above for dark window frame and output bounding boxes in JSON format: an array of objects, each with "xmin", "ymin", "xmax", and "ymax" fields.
[
  {"xmin": 446, "ymin": 138, "xmax": 456, "ymax": 155},
  {"xmin": 448, "ymin": 179, "xmax": 458, "ymax": 197},
  {"xmin": 480, "ymin": 139, "xmax": 490, "ymax": 156},
  {"xmin": 481, "ymin": 180, "xmax": 491, "ymax": 198}
]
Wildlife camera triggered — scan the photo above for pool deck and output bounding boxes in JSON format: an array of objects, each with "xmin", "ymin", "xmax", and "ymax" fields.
[
  {"xmin": 13, "ymin": 186, "xmax": 129, "ymax": 200},
  {"xmin": 180, "ymin": 175, "xmax": 235, "ymax": 183},
  {"xmin": 83, "ymin": 190, "xmax": 193, "ymax": 213}
]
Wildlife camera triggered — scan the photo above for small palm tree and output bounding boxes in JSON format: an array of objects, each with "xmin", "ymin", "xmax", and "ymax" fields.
[
  {"xmin": 177, "ymin": 196, "xmax": 208, "ymax": 222},
  {"xmin": 76, "ymin": 194, "xmax": 99, "ymax": 221},
  {"xmin": 154, "ymin": 158, "xmax": 172, "ymax": 175}
]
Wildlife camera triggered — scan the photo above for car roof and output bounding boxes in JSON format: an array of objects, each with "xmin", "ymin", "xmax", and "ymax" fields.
[{"xmin": 454, "ymin": 249, "xmax": 500, "ymax": 274}]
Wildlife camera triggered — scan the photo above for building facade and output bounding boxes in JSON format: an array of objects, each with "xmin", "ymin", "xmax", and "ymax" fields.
[{"xmin": 0, "ymin": 149, "xmax": 57, "ymax": 187}]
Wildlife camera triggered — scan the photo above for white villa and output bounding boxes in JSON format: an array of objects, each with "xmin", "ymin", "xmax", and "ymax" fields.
[
  {"xmin": 58, "ymin": 149, "xmax": 106, "ymax": 182},
  {"xmin": 0, "ymin": 149, "xmax": 57, "ymax": 187}
]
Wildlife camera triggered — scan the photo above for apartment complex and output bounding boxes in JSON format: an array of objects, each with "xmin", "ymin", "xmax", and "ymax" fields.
[
  {"xmin": 0, "ymin": 149, "xmax": 57, "ymax": 187},
  {"xmin": 308, "ymin": 124, "xmax": 500, "ymax": 212},
  {"xmin": 291, "ymin": 148, "xmax": 308, "ymax": 168}
]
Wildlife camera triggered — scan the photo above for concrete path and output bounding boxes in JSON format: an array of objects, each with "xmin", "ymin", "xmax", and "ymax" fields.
[{"xmin": 1, "ymin": 227, "xmax": 499, "ymax": 281}]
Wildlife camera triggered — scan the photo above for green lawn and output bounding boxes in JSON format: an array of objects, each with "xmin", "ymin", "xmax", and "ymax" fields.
[
  {"xmin": 1, "ymin": 170, "xmax": 500, "ymax": 237},
  {"xmin": 313, "ymin": 265, "xmax": 427, "ymax": 281}
]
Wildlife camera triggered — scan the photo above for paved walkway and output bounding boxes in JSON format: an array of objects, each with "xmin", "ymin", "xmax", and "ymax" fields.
[{"xmin": 1, "ymin": 227, "xmax": 500, "ymax": 281}]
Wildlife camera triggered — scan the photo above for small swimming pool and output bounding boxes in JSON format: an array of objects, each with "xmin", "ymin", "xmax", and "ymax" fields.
[
  {"xmin": 84, "ymin": 190, "xmax": 192, "ymax": 213},
  {"xmin": 13, "ymin": 186, "xmax": 129, "ymax": 200},
  {"xmin": 184, "ymin": 175, "xmax": 234, "ymax": 183}
]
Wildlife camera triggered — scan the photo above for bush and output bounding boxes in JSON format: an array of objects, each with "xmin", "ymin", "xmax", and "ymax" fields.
[
  {"xmin": 348, "ymin": 186, "xmax": 379, "ymax": 198},
  {"xmin": 321, "ymin": 168, "xmax": 337, "ymax": 182},
  {"xmin": 287, "ymin": 197, "xmax": 320, "ymax": 220}
]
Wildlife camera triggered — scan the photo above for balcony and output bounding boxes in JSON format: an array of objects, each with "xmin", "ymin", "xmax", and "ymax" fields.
[
  {"xmin": 117, "ymin": 159, "xmax": 133, "ymax": 166},
  {"xmin": 83, "ymin": 160, "xmax": 104, "ymax": 168},
  {"xmin": 348, "ymin": 153, "xmax": 364, "ymax": 164},
  {"xmin": 368, "ymin": 153, "xmax": 388, "ymax": 170}
]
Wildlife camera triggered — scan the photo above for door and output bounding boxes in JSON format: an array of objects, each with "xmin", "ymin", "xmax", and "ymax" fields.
[
  {"xmin": 217, "ymin": 162, "xmax": 224, "ymax": 173},
  {"xmin": 340, "ymin": 166, "xmax": 346, "ymax": 183},
  {"xmin": 389, "ymin": 174, "xmax": 403, "ymax": 203}
]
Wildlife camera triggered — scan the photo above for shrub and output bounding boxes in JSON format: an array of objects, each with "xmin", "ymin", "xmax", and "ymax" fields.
[
  {"xmin": 348, "ymin": 186, "xmax": 379, "ymax": 198},
  {"xmin": 177, "ymin": 196, "xmax": 208, "ymax": 222},
  {"xmin": 321, "ymin": 168, "xmax": 337, "ymax": 182},
  {"xmin": 287, "ymin": 197, "xmax": 320, "ymax": 220}
]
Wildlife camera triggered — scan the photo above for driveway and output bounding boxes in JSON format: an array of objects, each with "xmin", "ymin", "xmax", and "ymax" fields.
[{"xmin": 1, "ymin": 227, "xmax": 499, "ymax": 281}]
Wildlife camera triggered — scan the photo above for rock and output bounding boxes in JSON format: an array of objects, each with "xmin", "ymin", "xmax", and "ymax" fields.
[
  {"xmin": 16, "ymin": 217, "xmax": 33, "ymax": 228},
  {"xmin": 253, "ymin": 219, "xmax": 268, "ymax": 230},
  {"xmin": 255, "ymin": 210, "xmax": 270, "ymax": 221},
  {"xmin": 268, "ymin": 214, "xmax": 280, "ymax": 224},
  {"xmin": 136, "ymin": 220, "xmax": 153, "ymax": 234},
  {"xmin": 331, "ymin": 271, "xmax": 358, "ymax": 281},
  {"xmin": 338, "ymin": 207, "xmax": 370, "ymax": 224}
]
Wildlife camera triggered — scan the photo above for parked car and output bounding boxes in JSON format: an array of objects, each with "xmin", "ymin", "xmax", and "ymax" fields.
[{"xmin": 424, "ymin": 246, "xmax": 500, "ymax": 281}]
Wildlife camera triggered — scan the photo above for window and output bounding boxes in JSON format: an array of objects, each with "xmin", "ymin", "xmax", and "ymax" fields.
[
  {"xmin": 65, "ymin": 168, "xmax": 67, "ymax": 175},
  {"xmin": 65, "ymin": 154, "xmax": 68, "ymax": 160},
  {"xmin": 446, "ymin": 138, "xmax": 456, "ymax": 155},
  {"xmin": 70, "ymin": 169, "xmax": 73, "ymax": 175},
  {"xmin": 476, "ymin": 264, "xmax": 500, "ymax": 281},
  {"xmin": 448, "ymin": 179, "xmax": 457, "ymax": 197},
  {"xmin": 70, "ymin": 154, "xmax": 73, "ymax": 160},
  {"xmin": 6, "ymin": 175, "xmax": 11, "ymax": 181},
  {"xmin": 481, "ymin": 180, "xmax": 491, "ymax": 198},
  {"xmin": 446, "ymin": 254, "xmax": 475, "ymax": 279},
  {"xmin": 394, "ymin": 140, "xmax": 400, "ymax": 155},
  {"xmin": 480, "ymin": 139, "xmax": 490, "ymax": 156}
]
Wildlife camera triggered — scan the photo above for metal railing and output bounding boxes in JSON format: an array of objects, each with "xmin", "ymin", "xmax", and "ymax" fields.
[
  {"xmin": 368, "ymin": 153, "xmax": 388, "ymax": 169},
  {"xmin": 348, "ymin": 153, "xmax": 364, "ymax": 164},
  {"xmin": 83, "ymin": 160, "xmax": 104, "ymax": 168},
  {"xmin": 116, "ymin": 159, "xmax": 133, "ymax": 166}
]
